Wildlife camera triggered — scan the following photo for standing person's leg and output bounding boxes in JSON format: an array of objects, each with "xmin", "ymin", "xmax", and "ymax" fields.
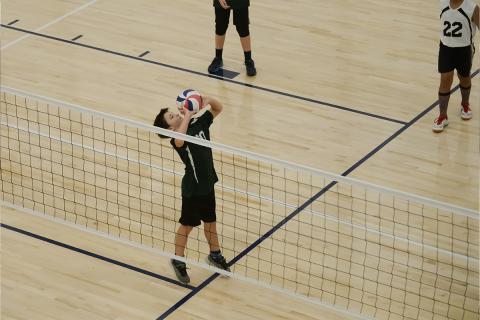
[
  {"xmin": 458, "ymin": 74, "xmax": 472, "ymax": 119},
  {"xmin": 433, "ymin": 72, "xmax": 454, "ymax": 132},
  {"xmin": 457, "ymin": 45, "xmax": 473, "ymax": 120},
  {"xmin": 439, "ymin": 72, "xmax": 455, "ymax": 117},
  {"xmin": 434, "ymin": 43, "xmax": 455, "ymax": 132},
  {"xmin": 234, "ymin": 7, "xmax": 256, "ymax": 76},
  {"xmin": 208, "ymin": 7, "xmax": 230, "ymax": 73},
  {"xmin": 215, "ymin": 34, "xmax": 226, "ymax": 57},
  {"xmin": 239, "ymin": 35, "xmax": 251, "ymax": 53}
]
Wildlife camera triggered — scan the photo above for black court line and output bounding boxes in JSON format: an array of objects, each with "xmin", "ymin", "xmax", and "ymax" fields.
[
  {"xmin": 208, "ymin": 68, "xmax": 240, "ymax": 80},
  {"xmin": 157, "ymin": 68, "xmax": 480, "ymax": 319},
  {"xmin": 7, "ymin": 19, "xmax": 19, "ymax": 26},
  {"xmin": 71, "ymin": 35, "xmax": 83, "ymax": 42},
  {"xmin": 1, "ymin": 24, "xmax": 406, "ymax": 125},
  {"xmin": 342, "ymin": 69, "xmax": 480, "ymax": 176},
  {"xmin": 1, "ymin": 223, "xmax": 196, "ymax": 290},
  {"xmin": 156, "ymin": 273, "xmax": 220, "ymax": 320},
  {"xmin": 139, "ymin": 50, "xmax": 150, "ymax": 58}
]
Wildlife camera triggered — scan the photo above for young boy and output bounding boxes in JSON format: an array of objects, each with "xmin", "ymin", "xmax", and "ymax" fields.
[{"xmin": 153, "ymin": 95, "xmax": 230, "ymax": 283}]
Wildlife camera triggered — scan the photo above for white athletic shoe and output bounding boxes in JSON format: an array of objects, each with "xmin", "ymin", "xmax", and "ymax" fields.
[
  {"xmin": 432, "ymin": 115, "xmax": 449, "ymax": 133},
  {"xmin": 461, "ymin": 104, "xmax": 472, "ymax": 120}
]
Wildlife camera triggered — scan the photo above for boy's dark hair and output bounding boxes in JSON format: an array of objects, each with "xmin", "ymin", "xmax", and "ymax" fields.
[{"xmin": 153, "ymin": 108, "xmax": 170, "ymax": 138}]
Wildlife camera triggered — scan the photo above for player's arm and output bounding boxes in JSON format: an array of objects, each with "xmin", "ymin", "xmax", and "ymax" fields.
[
  {"xmin": 202, "ymin": 96, "xmax": 223, "ymax": 118},
  {"xmin": 473, "ymin": 5, "xmax": 479, "ymax": 30},
  {"xmin": 174, "ymin": 110, "xmax": 194, "ymax": 148}
]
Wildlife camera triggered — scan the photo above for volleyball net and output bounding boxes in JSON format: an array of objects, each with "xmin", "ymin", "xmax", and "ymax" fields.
[{"xmin": 1, "ymin": 87, "xmax": 478, "ymax": 320}]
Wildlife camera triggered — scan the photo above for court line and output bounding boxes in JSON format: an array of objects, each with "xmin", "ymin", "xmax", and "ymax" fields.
[
  {"xmin": 139, "ymin": 50, "xmax": 150, "ymax": 57},
  {"xmin": 157, "ymin": 68, "xmax": 480, "ymax": 319},
  {"xmin": 1, "ymin": 223, "xmax": 196, "ymax": 290},
  {"xmin": 71, "ymin": 35, "xmax": 83, "ymax": 41},
  {"xmin": 0, "ymin": 0, "xmax": 98, "ymax": 50},
  {"xmin": 342, "ymin": 67, "xmax": 480, "ymax": 176},
  {"xmin": 0, "ymin": 24, "xmax": 407, "ymax": 125}
]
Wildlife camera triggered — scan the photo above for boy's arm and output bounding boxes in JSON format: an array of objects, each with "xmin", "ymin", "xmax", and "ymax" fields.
[
  {"xmin": 202, "ymin": 96, "xmax": 223, "ymax": 118},
  {"xmin": 173, "ymin": 110, "xmax": 194, "ymax": 148}
]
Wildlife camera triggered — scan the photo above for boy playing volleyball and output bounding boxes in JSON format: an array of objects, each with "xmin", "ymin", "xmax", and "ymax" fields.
[{"xmin": 153, "ymin": 95, "xmax": 230, "ymax": 284}]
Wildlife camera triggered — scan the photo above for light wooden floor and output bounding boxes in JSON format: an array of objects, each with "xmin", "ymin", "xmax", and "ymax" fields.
[
  {"xmin": 1, "ymin": 0, "xmax": 478, "ymax": 209},
  {"xmin": 1, "ymin": 0, "xmax": 479, "ymax": 319},
  {"xmin": 1, "ymin": 205, "xmax": 360, "ymax": 320}
]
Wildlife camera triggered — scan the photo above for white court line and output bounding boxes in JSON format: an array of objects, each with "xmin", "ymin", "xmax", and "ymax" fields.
[{"xmin": 1, "ymin": 0, "xmax": 98, "ymax": 50}]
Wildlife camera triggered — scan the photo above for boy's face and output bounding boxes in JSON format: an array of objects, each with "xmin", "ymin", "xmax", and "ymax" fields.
[{"xmin": 164, "ymin": 111, "xmax": 183, "ymax": 130}]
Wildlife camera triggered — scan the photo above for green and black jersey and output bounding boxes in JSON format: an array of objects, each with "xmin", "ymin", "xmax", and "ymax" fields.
[
  {"xmin": 213, "ymin": 0, "xmax": 250, "ymax": 9},
  {"xmin": 170, "ymin": 110, "xmax": 218, "ymax": 198}
]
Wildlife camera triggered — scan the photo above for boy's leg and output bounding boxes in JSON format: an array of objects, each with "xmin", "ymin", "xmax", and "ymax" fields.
[
  {"xmin": 239, "ymin": 35, "xmax": 251, "ymax": 52},
  {"xmin": 240, "ymin": 35, "xmax": 256, "ymax": 76},
  {"xmin": 457, "ymin": 47, "xmax": 473, "ymax": 120},
  {"xmin": 434, "ymin": 42, "xmax": 454, "ymax": 132},
  {"xmin": 171, "ymin": 224, "xmax": 193, "ymax": 284},
  {"xmin": 203, "ymin": 221, "xmax": 220, "ymax": 252},
  {"xmin": 209, "ymin": 7, "xmax": 230, "ymax": 73},
  {"xmin": 456, "ymin": 43, "xmax": 473, "ymax": 120},
  {"xmin": 458, "ymin": 74, "xmax": 472, "ymax": 120},
  {"xmin": 234, "ymin": 7, "xmax": 256, "ymax": 76},
  {"xmin": 204, "ymin": 222, "xmax": 230, "ymax": 272},
  {"xmin": 439, "ymin": 71, "xmax": 454, "ymax": 117},
  {"xmin": 216, "ymin": 34, "xmax": 226, "ymax": 52},
  {"xmin": 200, "ymin": 192, "xmax": 230, "ymax": 271},
  {"xmin": 175, "ymin": 225, "xmax": 193, "ymax": 257},
  {"xmin": 171, "ymin": 194, "xmax": 200, "ymax": 284},
  {"xmin": 433, "ymin": 72, "xmax": 453, "ymax": 132}
]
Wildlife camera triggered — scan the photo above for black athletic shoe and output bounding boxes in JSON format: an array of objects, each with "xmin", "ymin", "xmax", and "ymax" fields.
[
  {"xmin": 208, "ymin": 57, "xmax": 223, "ymax": 74},
  {"xmin": 245, "ymin": 59, "xmax": 256, "ymax": 76},
  {"xmin": 207, "ymin": 252, "xmax": 231, "ymax": 272},
  {"xmin": 170, "ymin": 259, "xmax": 190, "ymax": 284}
]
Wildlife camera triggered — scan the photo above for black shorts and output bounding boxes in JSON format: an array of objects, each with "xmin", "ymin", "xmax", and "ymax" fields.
[
  {"xmin": 215, "ymin": 6, "xmax": 249, "ymax": 32},
  {"xmin": 438, "ymin": 42, "xmax": 473, "ymax": 77},
  {"xmin": 180, "ymin": 191, "xmax": 216, "ymax": 227}
]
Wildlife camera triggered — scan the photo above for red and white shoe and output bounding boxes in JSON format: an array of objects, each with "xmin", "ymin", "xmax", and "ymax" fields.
[
  {"xmin": 432, "ymin": 115, "xmax": 449, "ymax": 133},
  {"xmin": 460, "ymin": 103, "xmax": 472, "ymax": 120}
]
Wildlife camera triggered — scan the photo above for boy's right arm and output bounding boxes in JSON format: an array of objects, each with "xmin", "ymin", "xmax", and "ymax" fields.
[{"xmin": 174, "ymin": 110, "xmax": 194, "ymax": 148}]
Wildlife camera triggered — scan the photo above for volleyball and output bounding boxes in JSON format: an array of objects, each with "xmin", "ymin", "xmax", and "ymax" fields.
[{"xmin": 176, "ymin": 89, "xmax": 202, "ymax": 113}]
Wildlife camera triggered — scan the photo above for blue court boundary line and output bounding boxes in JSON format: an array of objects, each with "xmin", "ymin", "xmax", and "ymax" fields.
[
  {"xmin": 157, "ymin": 68, "xmax": 479, "ymax": 319},
  {"xmin": 1, "ymin": 24, "xmax": 407, "ymax": 125},
  {"xmin": 1, "ymin": 223, "xmax": 196, "ymax": 291}
]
